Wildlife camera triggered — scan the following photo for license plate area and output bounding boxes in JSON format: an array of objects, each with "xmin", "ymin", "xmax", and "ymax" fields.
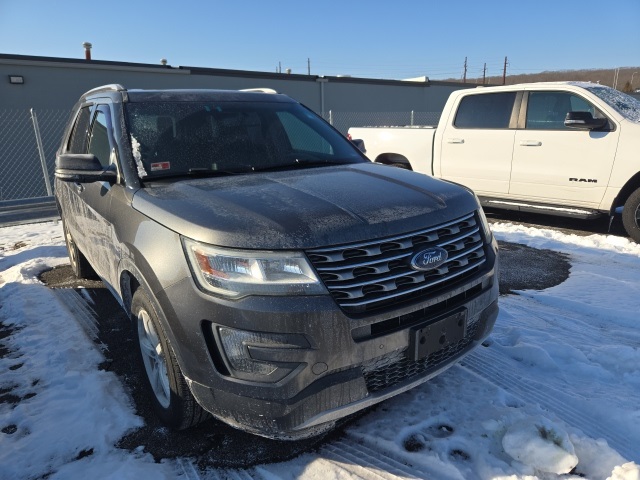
[{"xmin": 408, "ymin": 310, "xmax": 467, "ymax": 362}]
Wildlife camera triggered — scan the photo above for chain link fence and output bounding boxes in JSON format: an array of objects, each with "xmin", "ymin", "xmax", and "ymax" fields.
[
  {"xmin": 0, "ymin": 109, "xmax": 69, "ymax": 202},
  {"xmin": 324, "ymin": 111, "xmax": 441, "ymax": 135},
  {"xmin": 0, "ymin": 109, "xmax": 440, "ymax": 203}
]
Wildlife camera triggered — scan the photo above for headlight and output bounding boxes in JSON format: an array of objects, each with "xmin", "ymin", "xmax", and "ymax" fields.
[{"xmin": 183, "ymin": 238, "xmax": 327, "ymax": 298}]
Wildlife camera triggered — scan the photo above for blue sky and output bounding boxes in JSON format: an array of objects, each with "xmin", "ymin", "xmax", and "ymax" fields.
[{"xmin": 1, "ymin": 0, "xmax": 638, "ymax": 80}]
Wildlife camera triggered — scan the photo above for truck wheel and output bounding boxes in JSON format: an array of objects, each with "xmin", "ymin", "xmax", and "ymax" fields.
[
  {"xmin": 62, "ymin": 218, "xmax": 96, "ymax": 279},
  {"xmin": 622, "ymin": 188, "xmax": 640, "ymax": 243},
  {"xmin": 132, "ymin": 288, "xmax": 209, "ymax": 430}
]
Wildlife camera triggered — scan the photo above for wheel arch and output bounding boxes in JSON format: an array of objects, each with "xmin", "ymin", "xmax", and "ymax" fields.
[
  {"xmin": 117, "ymin": 257, "xmax": 194, "ymax": 378},
  {"xmin": 119, "ymin": 268, "xmax": 140, "ymax": 318},
  {"xmin": 374, "ymin": 153, "xmax": 413, "ymax": 170},
  {"xmin": 612, "ymin": 172, "xmax": 640, "ymax": 212}
]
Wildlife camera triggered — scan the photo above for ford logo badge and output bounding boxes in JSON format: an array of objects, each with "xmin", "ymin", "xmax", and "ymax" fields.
[{"xmin": 410, "ymin": 247, "xmax": 448, "ymax": 271}]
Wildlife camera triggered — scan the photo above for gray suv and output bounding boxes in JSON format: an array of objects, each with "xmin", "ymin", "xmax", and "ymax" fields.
[{"xmin": 55, "ymin": 85, "xmax": 499, "ymax": 439}]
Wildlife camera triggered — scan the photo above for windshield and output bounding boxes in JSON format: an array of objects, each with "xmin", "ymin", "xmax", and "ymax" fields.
[
  {"xmin": 125, "ymin": 100, "xmax": 366, "ymax": 178},
  {"xmin": 584, "ymin": 85, "xmax": 640, "ymax": 123}
]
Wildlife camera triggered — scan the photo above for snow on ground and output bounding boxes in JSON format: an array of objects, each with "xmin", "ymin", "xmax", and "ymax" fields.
[{"xmin": 0, "ymin": 220, "xmax": 639, "ymax": 480}]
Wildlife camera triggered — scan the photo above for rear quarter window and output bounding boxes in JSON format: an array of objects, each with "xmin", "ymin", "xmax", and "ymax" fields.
[
  {"xmin": 67, "ymin": 106, "xmax": 92, "ymax": 153},
  {"xmin": 454, "ymin": 92, "xmax": 517, "ymax": 129}
]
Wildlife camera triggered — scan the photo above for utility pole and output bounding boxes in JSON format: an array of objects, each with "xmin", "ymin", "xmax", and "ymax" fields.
[
  {"xmin": 482, "ymin": 63, "xmax": 487, "ymax": 85},
  {"xmin": 613, "ymin": 67, "xmax": 620, "ymax": 89},
  {"xmin": 308, "ymin": 58, "xmax": 311, "ymax": 75},
  {"xmin": 463, "ymin": 57, "xmax": 467, "ymax": 83},
  {"xmin": 502, "ymin": 56, "xmax": 508, "ymax": 85}
]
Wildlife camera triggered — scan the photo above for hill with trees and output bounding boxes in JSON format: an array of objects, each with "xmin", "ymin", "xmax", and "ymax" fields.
[{"xmin": 451, "ymin": 67, "xmax": 640, "ymax": 92}]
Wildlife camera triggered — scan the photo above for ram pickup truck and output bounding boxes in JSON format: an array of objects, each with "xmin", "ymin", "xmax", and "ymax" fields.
[
  {"xmin": 54, "ymin": 85, "xmax": 499, "ymax": 439},
  {"xmin": 349, "ymin": 82, "xmax": 640, "ymax": 242}
]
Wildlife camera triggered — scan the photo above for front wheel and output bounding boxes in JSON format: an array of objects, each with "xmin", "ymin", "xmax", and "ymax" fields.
[
  {"xmin": 622, "ymin": 188, "xmax": 640, "ymax": 243},
  {"xmin": 132, "ymin": 288, "xmax": 208, "ymax": 430}
]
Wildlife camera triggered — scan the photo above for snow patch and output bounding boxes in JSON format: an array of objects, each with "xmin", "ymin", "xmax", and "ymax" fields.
[
  {"xmin": 502, "ymin": 417, "xmax": 578, "ymax": 474},
  {"xmin": 130, "ymin": 135, "xmax": 148, "ymax": 178},
  {"xmin": 1, "ymin": 219, "xmax": 639, "ymax": 478}
]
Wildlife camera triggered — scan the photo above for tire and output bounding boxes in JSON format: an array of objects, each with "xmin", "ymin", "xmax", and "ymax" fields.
[
  {"xmin": 131, "ymin": 288, "xmax": 208, "ymax": 430},
  {"xmin": 622, "ymin": 187, "xmax": 640, "ymax": 243},
  {"xmin": 62, "ymin": 218, "xmax": 96, "ymax": 279},
  {"xmin": 389, "ymin": 162, "xmax": 411, "ymax": 170}
]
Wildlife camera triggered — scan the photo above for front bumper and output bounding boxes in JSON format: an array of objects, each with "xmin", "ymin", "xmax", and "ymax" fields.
[{"xmin": 156, "ymin": 238, "xmax": 499, "ymax": 439}]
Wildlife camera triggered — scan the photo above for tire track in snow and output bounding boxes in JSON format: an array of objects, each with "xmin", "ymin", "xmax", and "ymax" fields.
[
  {"xmin": 175, "ymin": 459, "xmax": 259, "ymax": 480},
  {"xmin": 174, "ymin": 458, "xmax": 203, "ymax": 479},
  {"xmin": 499, "ymin": 296, "xmax": 640, "ymax": 350},
  {"xmin": 461, "ymin": 348, "xmax": 638, "ymax": 462},
  {"xmin": 321, "ymin": 439, "xmax": 429, "ymax": 479},
  {"xmin": 54, "ymin": 289, "xmax": 100, "ymax": 340}
]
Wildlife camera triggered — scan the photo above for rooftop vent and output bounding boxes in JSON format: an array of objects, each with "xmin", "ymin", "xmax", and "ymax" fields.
[{"xmin": 82, "ymin": 42, "xmax": 92, "ymax": 61}]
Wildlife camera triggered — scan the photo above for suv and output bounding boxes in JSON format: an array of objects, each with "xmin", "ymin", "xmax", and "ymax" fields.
[{"xmin": 54, "ymin": 85, "xmax": 499, "ymax": 439}]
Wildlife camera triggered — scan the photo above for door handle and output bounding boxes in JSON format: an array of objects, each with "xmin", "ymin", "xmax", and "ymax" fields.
[
  {"xmin": 447, "ymin": 138, "xmax": 465, "ymax": 144},
  {"xmin": 519, "ymin": 141, "xmax": 542, "ymax": 147}
]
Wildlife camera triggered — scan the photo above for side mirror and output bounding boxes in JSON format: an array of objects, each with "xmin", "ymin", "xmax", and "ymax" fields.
[
  {"xmin": 351, "ymin": 138, "xmax": 366, "ymax": 153},
  {"xmin": 564, "ymin": 111, "xmax": 608, "ymax": 130},
  {"xmin": 55, "ymin": 153, "xmax": 117, "ymax": 183}
]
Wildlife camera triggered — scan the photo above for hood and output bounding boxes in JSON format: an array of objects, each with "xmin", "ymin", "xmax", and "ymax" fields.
[{"xmin": 132, "ymin": 163, "xmax": 479, "ymax": 250}]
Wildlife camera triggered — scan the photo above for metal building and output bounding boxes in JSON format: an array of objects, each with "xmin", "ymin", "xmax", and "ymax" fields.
[{"xmin": 0, "ymin": 52, "xmax": 473, "ymax": 206}]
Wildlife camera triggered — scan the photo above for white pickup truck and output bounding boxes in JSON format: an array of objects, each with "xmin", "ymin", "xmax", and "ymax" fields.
[{"xmin": 349, "ymin": 82, "xmax": 640, "ymax": 242}]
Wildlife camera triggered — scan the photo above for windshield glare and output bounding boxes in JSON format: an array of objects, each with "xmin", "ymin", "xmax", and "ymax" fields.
[
  {"xmin": 125, "ymin": 100, "xmax": 365, "ymax": 178},
  {"xmin": 584, "ymin": 85, "xmax": 640, "ymax": 123}
]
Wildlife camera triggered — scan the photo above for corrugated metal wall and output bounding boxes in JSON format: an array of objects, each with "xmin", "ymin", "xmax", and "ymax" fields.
[{"xmin": 0, "ymin": 54, "xmax": 473, "ymax": 202}]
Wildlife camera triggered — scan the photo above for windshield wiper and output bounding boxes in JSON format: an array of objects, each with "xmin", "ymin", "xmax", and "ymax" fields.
[
  {"xmin": 187, "ymin": 167, "xmax": 246, "ymax": 176},
  {"xmin": 250, "ymin": 158, "xmax": 350, "ymax": 173},
  {"xmin": 142, "ymin": 168, "xmax": 246, "ymax": 181}
]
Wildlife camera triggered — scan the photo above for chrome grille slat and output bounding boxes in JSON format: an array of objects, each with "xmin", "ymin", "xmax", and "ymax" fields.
[
  {"xmin": 307, "ymin": 213, "xmax": 487, "ymax": 314},
  {"xmin": 336, "ymin": 258, "xmax": 486, "ymax": 308},
  {"xmin": 309, "ymin": 212, "xmax": 475, "ymax": 254},
  {"xmin": 436, "ymin": 227, "xmax": 480, "ymax": 249},
  {"xmin": 315, "ymin": 251, "xmax": 412, "ymax": 272},
  {"xmin": 330, "ymin": 270, "xmax": 426, "ymax": 291}
]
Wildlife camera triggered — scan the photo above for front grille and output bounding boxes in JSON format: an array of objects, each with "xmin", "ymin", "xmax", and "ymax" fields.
[
  {"xmin": 306, "ymin": 212, "xmax": 486, "ymax": 315},
  {"xmin": 362, "ymin": 320, "xmax": 479, "ymax": 393}
]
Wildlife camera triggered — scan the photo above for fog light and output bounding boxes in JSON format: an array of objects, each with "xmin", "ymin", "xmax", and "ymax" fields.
[
  {"xmin": 219, "ymin": 328, "xmax": 279, "ymax": 375},
  {"xmin": 217, "ymin": 327, "xmax": 309, "ymax": 382}
]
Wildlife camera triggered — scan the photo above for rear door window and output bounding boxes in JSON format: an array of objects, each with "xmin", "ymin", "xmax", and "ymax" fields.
[{"xmin": 454, "ymin": 92, "xmax": 517, "ymax": 129}]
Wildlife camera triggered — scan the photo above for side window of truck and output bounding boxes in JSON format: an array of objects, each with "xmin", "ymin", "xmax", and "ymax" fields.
[
  {"xmin": 454, "ymin": 92, "xmax": 517, "ymax": 129},
  {"xmin": 525, "ymin": 91, "xmax": 600, "ymax": 130}
]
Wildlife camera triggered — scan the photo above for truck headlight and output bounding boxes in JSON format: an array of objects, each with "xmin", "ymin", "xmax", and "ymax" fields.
[{"xmin": 183, "ymin": 238, "xmax": 327, "ymax": 298}]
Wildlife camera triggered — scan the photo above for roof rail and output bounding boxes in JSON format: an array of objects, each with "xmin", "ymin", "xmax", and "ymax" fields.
[
  {"xmin": 83, "ymin": 84, "xmax": 126, "ymax": 96},
  {"xmin": 239, "ymin": 88, "xmax": 278, "ymax": 94}
]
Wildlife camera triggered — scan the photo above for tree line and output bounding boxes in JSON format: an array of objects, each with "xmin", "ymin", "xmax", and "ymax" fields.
[{"xmin": 451, "ymin": 67, "xmax": 640, "ymax": 92}]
